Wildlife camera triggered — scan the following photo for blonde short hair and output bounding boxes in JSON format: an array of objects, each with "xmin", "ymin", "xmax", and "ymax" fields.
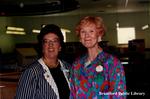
[{"xmin": 75, "ymin": 16, "xmax": 106, "ymax": 37}]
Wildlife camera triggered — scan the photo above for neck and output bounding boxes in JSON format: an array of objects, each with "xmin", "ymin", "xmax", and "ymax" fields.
[
  {"xmin": 42, "ymin": 57, "xmax": 59, "ymax": 68},
  {"xmin": 87, "ymin": 46, "xmax": 102, "ymax": 62}
]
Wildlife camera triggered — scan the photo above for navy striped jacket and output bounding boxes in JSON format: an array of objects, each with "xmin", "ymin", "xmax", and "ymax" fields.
[{"xmin": 14, "ymin": 58, "xmax": 70, "ymax": 99}]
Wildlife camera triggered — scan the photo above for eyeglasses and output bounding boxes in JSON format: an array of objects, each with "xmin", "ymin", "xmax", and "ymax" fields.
[{"xmin": 42, "ymin": 39, "xmax": 60, "ymax": 45}]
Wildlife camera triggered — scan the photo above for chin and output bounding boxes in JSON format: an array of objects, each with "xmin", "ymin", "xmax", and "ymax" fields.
[{"xmin": 84, "ymin": 45, "xmax": 93, "ymax": 48}]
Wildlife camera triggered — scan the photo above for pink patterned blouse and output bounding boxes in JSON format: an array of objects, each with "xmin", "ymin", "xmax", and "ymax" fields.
[{"xmin": 69, "ymin": 51, "xmax": 126, "ymax": 99}]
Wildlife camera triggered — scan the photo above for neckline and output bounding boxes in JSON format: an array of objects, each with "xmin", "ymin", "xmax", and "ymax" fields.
[
  {"xmin": 42, "ymin": 57, "xmax": 59, "ymax": 68},
  {"xmin": 86, "ymin": 48, "xmax": 103, "ymax": 62},
  {"xmin": 46, "ymin": 61, "xmax": 60, "ymax": 69},
  {"xmin": 84, "ymin": 50, "xmax": 103, "ymax": 68},
  {"xmin": 48, "ymin": 63, "xmax": 61, "ymax": 69}
]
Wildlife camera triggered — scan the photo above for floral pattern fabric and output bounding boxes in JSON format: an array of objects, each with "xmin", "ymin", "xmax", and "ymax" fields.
[{"xmin": 69, "ymin": 51, "xmax": 126, "ymax": 99}]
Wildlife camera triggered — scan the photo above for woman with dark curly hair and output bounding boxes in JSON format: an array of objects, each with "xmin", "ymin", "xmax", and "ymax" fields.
[{"xmin": 15, "ymin": 24, "xmax": 70, "ymax": 99}]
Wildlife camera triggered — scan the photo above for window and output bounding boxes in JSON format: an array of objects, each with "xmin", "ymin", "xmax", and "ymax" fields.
[{"xmin": 117, "ymin": 27, "xmax": 135, "ymax": 44}]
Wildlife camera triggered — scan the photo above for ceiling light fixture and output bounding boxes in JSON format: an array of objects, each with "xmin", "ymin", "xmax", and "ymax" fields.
[
  {"xmin": 6, "ymin": 26, "xmax": 26, "ymax": 35},
  {"xmin": 20, "ymin": 2, "xmax": 24, "ymax": 8},
  {"xmin": 32, "ymin": 29, "xmax": 40, "ymax": 33},
  {"xmin": 142, "ymin": 24, "xmax": 149, "ymax": 30},
  {"xmin": 125, "ymin": 0, "xmax": 129, "ymax": 7}
]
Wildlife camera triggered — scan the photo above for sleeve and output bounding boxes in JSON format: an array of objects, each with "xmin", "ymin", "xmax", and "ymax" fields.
[
  {"xmin": 62, "ymin": 60, "xmax": 71, "ymax": 70},
  {"xmin": 14, "ymin": 68, "xmax": 38, "ymax": 99},
  {"xmin": 69, "ymin": 61, "xmax": 78, "ymax": 99},
  {"xmin": 108, "ymin": 57, "xmax": 127, "ymax": 99}
]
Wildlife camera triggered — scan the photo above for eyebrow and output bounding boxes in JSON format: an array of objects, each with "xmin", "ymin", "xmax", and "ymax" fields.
[{"xmin": 43, "ymin": 38, "xmax": 59, "ymax": 40}]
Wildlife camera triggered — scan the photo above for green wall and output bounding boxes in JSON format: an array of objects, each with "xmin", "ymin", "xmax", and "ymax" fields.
[
  {"xmin": 0, "ymin": 17, "xmax": 15, "ymax": 53},
  {"xmin": 0, "ymin": 12, "xmax": 150, "ymax": 53}
]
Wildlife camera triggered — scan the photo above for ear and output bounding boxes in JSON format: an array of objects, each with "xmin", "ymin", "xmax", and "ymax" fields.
[
  {"xmin": 98, "ymin": 36, "xmax": 102, "ymax": 42},
  {"xmin": 59, "ymin": 47, "xmax": 61, "ymax": 51},
  {"xmin": 98, "ymin": 32, "xmax": 102, "ymax": 42},
  {"xmin": 79, "ymin": 39, "xmax": 82, "ymax": 42},
  {"xmin": 79, "ymin": 37, "xmax": 82, "ymax": 42}
]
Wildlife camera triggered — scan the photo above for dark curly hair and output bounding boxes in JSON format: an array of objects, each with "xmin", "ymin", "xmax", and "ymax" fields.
[{"xmin": 37, "ymin": 24, "xmax": 64, "ymax": 57}]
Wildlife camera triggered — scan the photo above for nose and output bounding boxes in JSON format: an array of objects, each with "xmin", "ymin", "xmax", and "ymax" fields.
[
  {"xmin": 85, "ymin": 32, "xmax": 90, "ymax": 38},
  {"xmin": 48, "ymin": 41, "xmax": 54, "ymax": 46}
]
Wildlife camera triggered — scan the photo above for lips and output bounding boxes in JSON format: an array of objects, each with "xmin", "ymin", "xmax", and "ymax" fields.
[
  {"xmin": 85, "ymin": 40, "xmax": 91, "ymax": 43},
  {"xmin": 48, "ymin": 48, "xmax": 54, "ymax": 52},
  {"xmin": 85, "ymin": 38, "xmax": 91, "ymax": 41}
]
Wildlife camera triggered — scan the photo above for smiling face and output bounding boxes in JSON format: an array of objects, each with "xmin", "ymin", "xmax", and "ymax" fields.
[
  {"xmin": 42, "ymin": 33, "xmax": 61, "ymax": 59},
  {"xmin": 79, "ymin": 23, "xmax": 101, "ymax": 48}
]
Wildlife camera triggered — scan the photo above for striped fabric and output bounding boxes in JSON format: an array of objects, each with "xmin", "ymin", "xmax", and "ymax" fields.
[{"xmin": 14, "ymin": 59, "xmax": 70, "ymax": 99}]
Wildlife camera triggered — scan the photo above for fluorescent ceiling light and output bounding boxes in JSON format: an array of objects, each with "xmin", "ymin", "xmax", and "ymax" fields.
[
  {"xmin": 32, "ymin": 29, "xmax": 40, "ymax": 33},
  {"xmin": 32, "ymin": 27, "xmax": 71, "ymax": 42},
  {"xmin": 142, "ymin": 24, "xmax": 149, "ymax": 30},
  {"xmin": 32, "ymin": 28, "xmax": 71, "ymax": 34},
  {"xmin": 6, "ymin": 31, "xmax": 26, "ymax": 35},
  {"xmin": 7, "ymin": 26, "xmax": 24, "ymax": 31},
  {"xmin": 6, "ymin": 26, "xmax": 25, "ymax": 35}
]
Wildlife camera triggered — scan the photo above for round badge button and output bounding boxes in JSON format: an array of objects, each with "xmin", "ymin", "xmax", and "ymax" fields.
[{"xmin": 96, "ymin": 65, "xmax": 103, "ymax": 72}]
